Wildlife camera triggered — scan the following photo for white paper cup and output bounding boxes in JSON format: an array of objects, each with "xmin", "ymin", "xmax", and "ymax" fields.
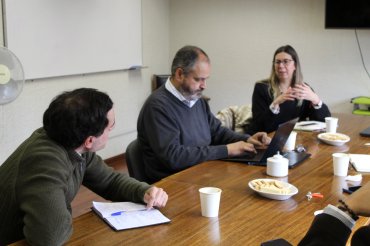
[
  {"xmin": 284, "ymin": 131, "xmax": 297, "ymax": 151},
  {"xmin": 199, "ymin": 187, "xmax": 222, "ymax": 217},
  {"xmin": 325, "ymin": 117, "xmax": 338, "ymax": 133},
  {"xmin": 332, "ymin": 153, "xmax": 349, "ymax": 176}
]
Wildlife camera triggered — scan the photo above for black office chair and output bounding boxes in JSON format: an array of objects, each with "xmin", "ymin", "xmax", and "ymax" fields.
[{"xmin": 125, "ymin": 139, "xmax": 150, "ymax": 183}]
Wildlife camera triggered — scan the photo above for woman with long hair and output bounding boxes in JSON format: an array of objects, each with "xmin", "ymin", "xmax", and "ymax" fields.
[{"xmin": 246, "ymin": 45, "xmax": 331, "ymax": 134}]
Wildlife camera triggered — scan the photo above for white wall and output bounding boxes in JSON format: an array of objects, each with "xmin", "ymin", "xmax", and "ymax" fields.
[
  {"xmin": 169, "ymin": 0, "xmax": 370, "ymax": 115},
  {"xmin": 0, "ymin": 0, "xmax": 171, "ymax": 164},
  {"xmin": 2, "ymin": 0, "xmax": 370, "ymax": 164}
]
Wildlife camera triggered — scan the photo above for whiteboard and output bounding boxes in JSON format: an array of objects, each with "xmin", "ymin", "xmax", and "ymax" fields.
[{"xmin": 3, "ymin": 0, "xmax": 142, "ymax": 80}]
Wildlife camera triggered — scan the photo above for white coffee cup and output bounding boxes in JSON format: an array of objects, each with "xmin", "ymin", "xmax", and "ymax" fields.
[
  {"xmin": 325, "ymin": 117, "xmax": 338, "ymax": 133},
  {"xmin": 266, "ymin": 152, "xmax": 289, "ymax": 177},
  {"xmin": 284, "ymin": 131, "xmax": 297, "ymax": 151},
  {"xmin": 199, "ymin": 187, "xmax": 222, "ymax": 217},
  {"xmin": 332, "ymin": 153, "xmax": 349, "ymax": 176}
]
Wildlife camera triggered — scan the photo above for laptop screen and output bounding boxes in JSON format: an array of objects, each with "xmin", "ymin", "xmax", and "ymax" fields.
[{"xmin": 260, "ymin": 117, "xmax": 299, "ymax": 162}]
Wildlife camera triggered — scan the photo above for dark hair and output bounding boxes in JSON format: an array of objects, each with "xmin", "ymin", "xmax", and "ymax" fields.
[
  {"xmin": 43, "ymin": 88, "xmax": 113, "ymax": 149},
  {"xmin": 171, "ymin": 45, "xmax": 210, "ymax": 76}
]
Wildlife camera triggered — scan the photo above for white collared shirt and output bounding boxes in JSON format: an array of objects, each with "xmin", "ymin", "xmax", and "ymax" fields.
[{"xmin": 165, "ymin": 78, "xmax": 198, "ymax": 108}]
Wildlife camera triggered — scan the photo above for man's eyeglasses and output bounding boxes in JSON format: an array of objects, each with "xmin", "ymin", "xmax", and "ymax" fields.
[{"xmin": 274, "ymin": 59, "xmax": 293, "ymax": 66}]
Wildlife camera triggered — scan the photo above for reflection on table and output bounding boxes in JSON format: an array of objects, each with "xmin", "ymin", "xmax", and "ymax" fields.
[{"xmin": 12, "ymin": 113, "xmax": 370, "ymax": 245}]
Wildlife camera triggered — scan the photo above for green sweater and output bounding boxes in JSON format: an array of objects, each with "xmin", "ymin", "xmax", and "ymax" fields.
[{"xmin": 0, "ymin": 128, "xmax": 151, "ymax": 246}]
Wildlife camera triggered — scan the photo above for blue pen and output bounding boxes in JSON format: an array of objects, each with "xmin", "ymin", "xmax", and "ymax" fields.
[{"xmin": 111, "ymin": 211, "xmax": 125, "ymax": 216}]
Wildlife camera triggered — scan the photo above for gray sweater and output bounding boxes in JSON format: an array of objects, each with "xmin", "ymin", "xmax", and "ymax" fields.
[
  {"xmin": 0, "ymin": 128, "xmax": 151, "ymax": 246},
  {"xmin": 137, "ymin": 86, "xmax": 250, "ymax": 183}
]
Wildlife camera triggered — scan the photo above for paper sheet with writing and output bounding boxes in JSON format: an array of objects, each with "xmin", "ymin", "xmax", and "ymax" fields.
[
  {"xmin": 349, "ymin": 154, "xmax": 370, "ymax": 172},
  {"xmin": 92, "ymin": 201, "xmax": 170, "ymax": 230},
  {"xmin": 294, "ymin": 121, "xmax": 326, "ymax": 132}
]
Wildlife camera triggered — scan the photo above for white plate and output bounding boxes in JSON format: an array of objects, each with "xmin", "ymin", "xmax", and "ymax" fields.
[
  {"xmin": 248, "ymin": 178, "xmax": 298, "ymax": 201},
  {"xmin": 294, "ymin": 121, "xmax": 326, "ymax": 131},
  {"xmin": 317, "ymin": 132, "xmax": 350, "ymax": 146}
]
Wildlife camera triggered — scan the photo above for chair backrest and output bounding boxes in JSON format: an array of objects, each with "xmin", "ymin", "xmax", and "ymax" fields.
[
  {"xmin": 151, "ymin": 74, "xmax": 170, "ymax": 91},
  {"xmin": 216, "ymin": 104, "xmax": 252, "ymax": 134},
  {"xmin": 125, "ymin": 139, "xmax": 150, "ymax": 183}
]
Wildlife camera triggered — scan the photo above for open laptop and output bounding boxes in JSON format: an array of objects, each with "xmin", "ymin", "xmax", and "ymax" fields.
[{"xmin": 222, "ymin": 118, "xmax": 311, "ymax": 168}]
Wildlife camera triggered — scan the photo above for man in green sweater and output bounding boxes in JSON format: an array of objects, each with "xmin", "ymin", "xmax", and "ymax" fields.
[{"xmin": 0, "ymin": 88, "xmax": 168, "ymax": 246}]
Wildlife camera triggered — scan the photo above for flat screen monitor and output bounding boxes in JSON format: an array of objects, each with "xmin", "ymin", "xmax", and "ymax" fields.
[{"xmin": 325, "ymin": 0, "xmax": 370, "ymax": 29}]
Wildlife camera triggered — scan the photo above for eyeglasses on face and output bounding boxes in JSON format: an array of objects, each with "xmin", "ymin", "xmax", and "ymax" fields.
[{"xmin": 273, "ymin": 59, "xmax": 293, "ymax": 66}]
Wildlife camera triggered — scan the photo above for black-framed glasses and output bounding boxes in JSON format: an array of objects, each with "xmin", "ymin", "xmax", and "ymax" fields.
[{"xmin": 274, "ymin": 59, "xmax": 293, "ymax": 66}]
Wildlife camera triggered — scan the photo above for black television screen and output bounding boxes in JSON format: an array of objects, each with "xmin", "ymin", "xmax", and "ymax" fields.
[{"xmin": 326, "ymin": 0, "xmax": 370, "ymax": 28}]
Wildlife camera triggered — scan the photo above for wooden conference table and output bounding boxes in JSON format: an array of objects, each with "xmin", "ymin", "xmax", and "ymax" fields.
[{"xmin": 13, "ymin": 113, "xmax": 370, "ymax": 245}]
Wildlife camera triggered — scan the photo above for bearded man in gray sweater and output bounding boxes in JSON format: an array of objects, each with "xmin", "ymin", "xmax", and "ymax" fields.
[{"xmin": 137, "ymin": 46, "xmax": 270, "ymax": 183}]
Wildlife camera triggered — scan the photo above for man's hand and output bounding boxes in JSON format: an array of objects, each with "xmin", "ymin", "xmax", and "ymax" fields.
[
  {"xmin": 248, "ymin": 132, "xmax": 271, "ymax": 146},
  {"xmin": 345, "ymin": 181, "xmax": 370, "ymax": 217},
  {"xmin": 144, "ymin": 186, "xmax": 168, "ymax": 209},
  {"xmin": 227, "ymin": 141, "xmax": 256, "ymax": 157}
]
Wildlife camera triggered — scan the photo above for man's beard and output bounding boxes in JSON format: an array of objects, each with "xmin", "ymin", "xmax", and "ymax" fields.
[{"xmin": 179, "ymin": 87, "xmax": 203, "ymax": 101}]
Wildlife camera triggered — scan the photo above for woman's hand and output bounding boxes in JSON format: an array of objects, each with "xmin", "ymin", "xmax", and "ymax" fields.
[
  {"xmin": 273, "ymin": 87, "xmax": 296, "ymax": 106},
  {"xmin": 292, "ymin": 83, "xmax": 320, "ymax": 105}
]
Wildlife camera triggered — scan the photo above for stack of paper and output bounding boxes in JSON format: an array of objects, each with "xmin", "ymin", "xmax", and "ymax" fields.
[
  {"xmin": 92, "ymin": 201, "xmax": 170, "ymax": 231},
  {"xmin": 294, "ymin": 121, "xmax": 326, "ymax": 132},
  {"xmin": 349, "ymin": 154, "xmax": 370, "ymax": 172}
]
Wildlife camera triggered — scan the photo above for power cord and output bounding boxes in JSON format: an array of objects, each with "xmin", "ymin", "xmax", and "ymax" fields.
[{"xmin": 355, "ymin": 29, "xmax": 370, "ymax": 80}]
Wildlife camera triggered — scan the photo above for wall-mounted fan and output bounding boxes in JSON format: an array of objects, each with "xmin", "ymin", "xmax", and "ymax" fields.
[{"xmin": 0, "ymin": 46, "xmax": 25, "ymax": 105}]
